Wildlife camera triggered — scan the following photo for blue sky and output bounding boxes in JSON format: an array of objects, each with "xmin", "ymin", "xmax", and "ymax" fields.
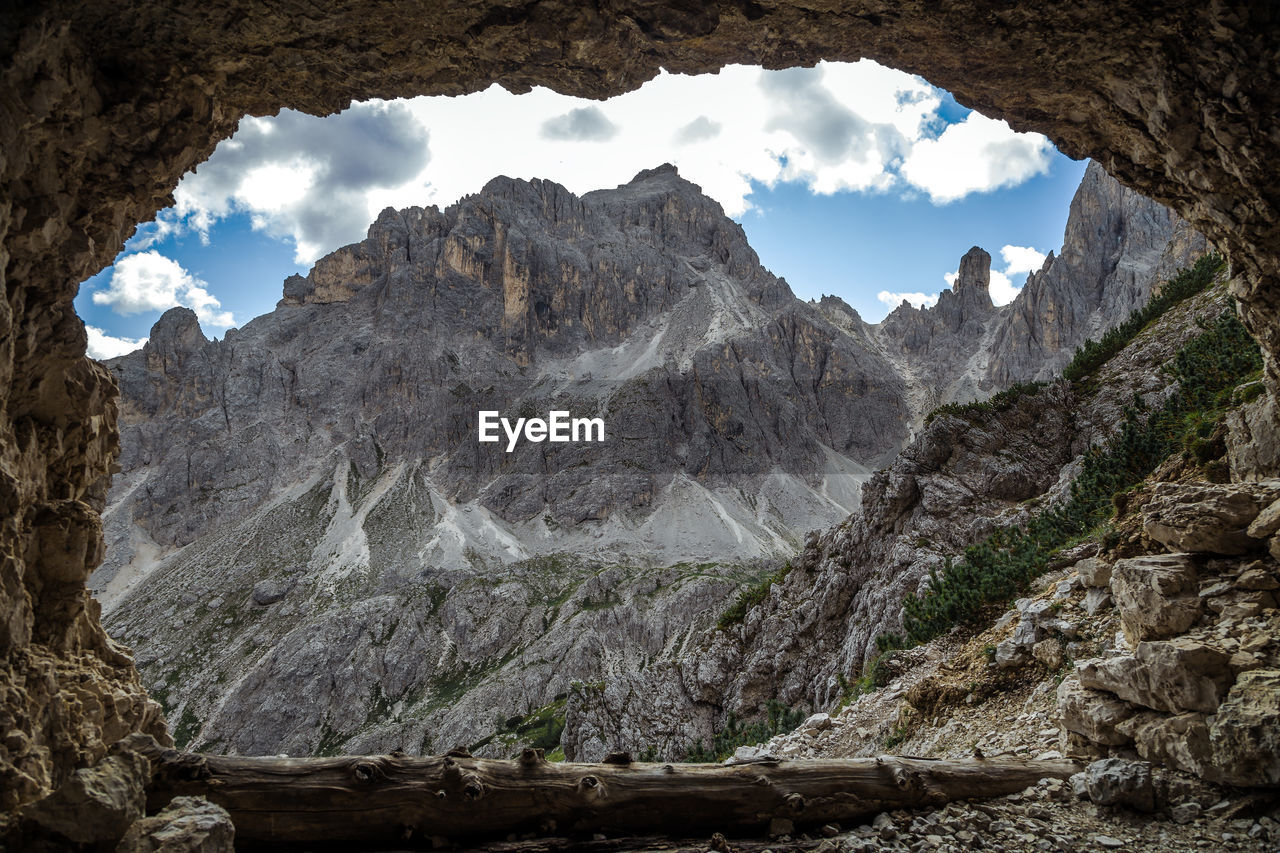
[
  {"xmin": 75, "ymin": 61, "xmax": 1088, "ymax": 357},
  {"xmin": 740, "ymin": 155, "xmax": 1086, "ymax": 317}
]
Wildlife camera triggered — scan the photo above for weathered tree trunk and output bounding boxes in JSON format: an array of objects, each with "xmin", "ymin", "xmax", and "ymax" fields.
[{"xmin": 138, "ymin": 742, "xmax": 1080, "ymax": 847}]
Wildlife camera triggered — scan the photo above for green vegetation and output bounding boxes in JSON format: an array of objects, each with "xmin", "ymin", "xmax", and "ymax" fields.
[
  {"xmin": 684, "ymin": 700, "xmax": 805, "ymax": 762},
  {"xmin": 924, "ymin": 381, "xmax": 1048, "ymax": 426},
  {"xmin": 883, "ymin": 721, "xmax": 910, "ymax": 750},
  {"xmin": 173, "ymin": 705, "xmax": 202, "ymax": 750},
  {"xmin": 717, "ymin": 561, "xmax": 793, "ymax": 629},
  {"xmin": 891, "ymin": 303, "xmax": 1261, "ymax": 647},
  {"xmin": 1062, "ymin": 252, "xmax": 1225, "ymax": 383},
  {"xmin": 316, "ymin": 721, "xmax": 348, "ymax": 757},
  {"xmin": 468, "ymin": 698, "xmax": 567, "ymax": 754},
  {"xmin": 834, "ymin": 650, "xmax": 894, "ymax": 711}
]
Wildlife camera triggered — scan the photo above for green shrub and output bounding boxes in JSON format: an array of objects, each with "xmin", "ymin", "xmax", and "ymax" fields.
[
  {"xmin": 469, "ymin": 699, "xmax": 567, "ymax": 754},
  {"xmin": 924, "ymin": 380, "xmax": 1048, "ymax": 427},
  {"xmin": 717, "ymin": 561, "xmax": 792, "ymax": 629},
  {"xmin": 684, "ymin": 700, "xmax": 805, "ymax": 762},
  {"xmin": 835, "ymin": 646, "xmax": 898, "ymax": 710}
]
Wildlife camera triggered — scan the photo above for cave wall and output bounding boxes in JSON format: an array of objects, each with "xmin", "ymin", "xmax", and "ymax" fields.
[{"xmin": 1, "ymin": 0, "xmax": 1278, "ymax": 812}]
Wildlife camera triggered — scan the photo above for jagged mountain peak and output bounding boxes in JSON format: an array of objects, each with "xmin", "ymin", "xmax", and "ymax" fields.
[
  {"xmin": 146, "ymin": 306, "xmax": 207, "ymax": 354},
  {"xmin": 810, "ymin": 294, "xmax": 865, "ymax": 331},
  {"xmin": 599, "ymin": 162, "xmax": 701, "ymax": 197},
  {"xmin": 874, "ymin": 164, "xmax": 1206, "ymax": 413},
  {"xmin": 953, "ymin": 246, "xmax": 992, "ymax": 295}
]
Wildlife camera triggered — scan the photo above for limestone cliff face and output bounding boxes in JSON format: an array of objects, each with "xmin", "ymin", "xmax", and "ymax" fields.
[
  {"xmin": 983, "ymin": 162, "xmax": 1208, "ymax": 389},
  {"xmin": 874, "ymin": 162, "xmax": 1208, "ymax": 415},
  {"xmin": 93, "ymin": 166, "xmax": 910, "ymax": 757}
]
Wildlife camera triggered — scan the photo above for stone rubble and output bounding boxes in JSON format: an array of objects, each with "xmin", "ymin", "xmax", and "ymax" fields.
[
  {"xmin": 728, "ymin": 478, "xmax": 1280, "ymax": 852},
  {"xmin": 117, "ymin": 796, "xmax": 235, "ymax": 853}
]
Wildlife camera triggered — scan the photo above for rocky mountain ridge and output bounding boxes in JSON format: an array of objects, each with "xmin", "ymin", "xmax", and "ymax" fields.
[
  {"xmin": 875, "ymin": 161, "xmax": 1206, "ymax": 412},
  {"xmin": 92, "ymin": 161, "xmax": 1206, "ymax": 759},
  {"xmin": 562, "ymin": 277, "xmax": 1239, "ymax": 760}
]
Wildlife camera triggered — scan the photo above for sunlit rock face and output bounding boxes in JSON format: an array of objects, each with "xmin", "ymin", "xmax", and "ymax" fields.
[{"xmin": 1, "ymin": 0, "xmax": 1278, "ymax": 810}]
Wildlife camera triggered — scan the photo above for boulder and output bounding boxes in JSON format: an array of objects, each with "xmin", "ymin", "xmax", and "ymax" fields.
[
  {"xmin": 1207, "ymin": 669, "xmax": 1280, "ymax": 786},
  {"xmin": 1075, "ymin": 556, "xmax": 1112, "ymax": 588},
  {"xmin": 1247, "ymin": 498, "xmax": 1280, "ymax": 539},
  {"xmin": 250, "ymin": 580, "xmax": 288, "ymax": 606},
  {"xmin": 1110, "ymin": 554, "xmax": 1201, "ymax": 642},
  {"xmin": 800, "ymin": 712, "xmax": 832, "ymax": 734},
  {"xmin": 1057, "ymin": 679, "xmax": 1135, "ymax": 745},
  {"xmin": 1226, "ymin": 396, "xmax": 1280, "ymax": 484},
  {"xmin": 1084, "ymin": 587, "xmax": 1112, "ymax": 616},
  {"xmin": 1235, "ymin": 564, "xmax": 1279, "ymax": 591},
  {"xmin": 1117, "ymin": 711, "xmax": 1213, "ymax": 778},
  {"xmin": 1076, "ymin": 638, "xmax": 1235, "ymax": 714},
  {"xmin": 1033, "ymin": 638, "xmax": 1064, "ymax": 670},
  {"xmin": 1142, "ymin": 482, "xmax": 1275, "ymax": 555},
  {"xmin": 995, "ymin": 599, "xmax": 1078, "ymax": 668},
  {"xmin": 729, "ymin": 745, "xmax": 769, "ymax": 763},
  {"xmin": 18, "ymin": 740, "xmax": 150, "ymax": 844},
  {"xmin": 1084, "ymin": 758, "xmax": 1155, "ymax": 812},
  {"xmin": 1218, "ymin": 589, "xmax": 1277, "ymax": 620},
  {"xmin": 117, "ymin": 796, "xmax": 235, "ymax": 852},
  {"xmin": 994, "ymin": 639, "xmax": 1027, "ymax": 669}
]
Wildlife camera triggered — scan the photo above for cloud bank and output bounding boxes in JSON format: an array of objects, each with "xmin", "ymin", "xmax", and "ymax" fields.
[
  {"xmin": 541, "ymin": 106, "xmax": 618, "ymax": 141},
  {"xmin": 139, "ymin": 61, "xmax": 1055, "ymax": 265},
  {"xmin": 86, "ymin": 326, "xmax": 147, "ymax": 360},
  {"xmin": 92, "ymin": 250, "xmax": 235, "ymax": 328},
  {"xmin": 168, "ymin": 101, "xmax": 431, "ymax": 263}
]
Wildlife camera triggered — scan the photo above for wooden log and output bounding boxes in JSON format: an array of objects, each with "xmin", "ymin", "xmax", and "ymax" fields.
[{"xmin": 137, "ymin": 743, "xmax": 1080, "ymax": 847}]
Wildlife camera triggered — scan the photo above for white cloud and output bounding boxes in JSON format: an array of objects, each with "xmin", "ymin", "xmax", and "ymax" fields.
[
  {"xmin": 85, "ymin": 326, "xmax": 146, "ymax": 360},
  {"xmin": 900, "ymin": 113, "xmax": 1053, "ymax": 203},
  {"xmin": 988, "ymin": 269, "xmax": 1021, "ymax": 305},
  {"xmin": 91, "ymin": 251, "xmax": 235, "ymax": 328},
  {"xmin": 1000, "ymin": 244, "xmax": 1048, "ymax": 275},
  {"xmin": 673, "ymin": 116, "xmax": 721, "ymax": 145},
  {"xmin": 878, "ymin": 290, "xmax": 939, "ymax": 310},
  {"xmin": 172, "ymin": 101, "xmax": 431, "ymax": 263},
  {"xmin": 158, "ymin": 61, "xmax": 1055, "ymax": 264}
]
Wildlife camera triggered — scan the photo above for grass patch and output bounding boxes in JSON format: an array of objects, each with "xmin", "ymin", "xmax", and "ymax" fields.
[
  {"xmin": 717, "ymin": 561, "xmax": 793, "ymax": 629},
  {"xmin": 173, "ymin": 705, "xmax": 202, "ymax": 750},
  {"xmin": 469, "ymin": 698, "xmax": 567, "ymax": 754}
]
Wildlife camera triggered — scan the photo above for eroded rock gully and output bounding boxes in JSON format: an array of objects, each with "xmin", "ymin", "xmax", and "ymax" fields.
[{"xmin": 2, "ymin": 0, "xmax": 1279, "ymax": 829}]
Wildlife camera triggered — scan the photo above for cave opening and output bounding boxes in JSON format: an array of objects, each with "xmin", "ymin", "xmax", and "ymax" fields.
[
  {"xmin": 75, "ymin": 59, "xmax": 1094, "ymax": 763},
  {"xmin": 3, "ymin": 1, "xmax": 1279, "ymax": 846}
]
